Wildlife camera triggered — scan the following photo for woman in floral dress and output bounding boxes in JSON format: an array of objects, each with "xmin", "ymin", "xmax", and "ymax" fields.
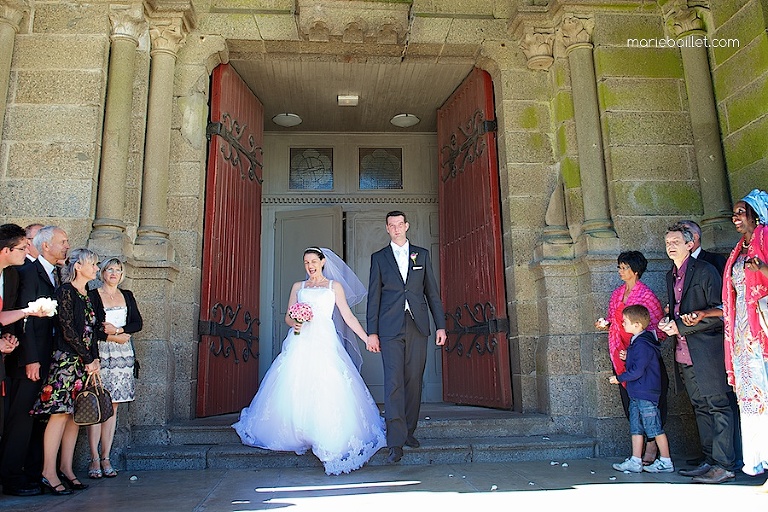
[
  {"xmin": 87, "ymin": 257, "xmax": 143, "ymax": 479},
  {"xmin": 722, "ymin": 189, "xmax": 768, "ymax": 491},
  {"xmin": 31, "ymin": 248, "xmax": 102, "ymax": 495}
]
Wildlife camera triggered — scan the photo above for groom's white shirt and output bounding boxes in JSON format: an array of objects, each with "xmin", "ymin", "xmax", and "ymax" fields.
[{"xmin": 390, "ymin": 240, "xmax": 410, "ymax": 312}]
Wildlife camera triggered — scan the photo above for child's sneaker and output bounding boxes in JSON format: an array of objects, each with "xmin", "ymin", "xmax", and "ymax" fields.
[
  {"xmin": 643, "ymin": 459, "xmax": 674, "ymax": 473},
  {"xmin": 612, "ymin": 458, "xmax": 643, "ymax": 473}
]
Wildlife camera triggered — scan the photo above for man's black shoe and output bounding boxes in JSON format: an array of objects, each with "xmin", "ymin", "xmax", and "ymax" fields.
[
  {"xmin": 405, "ymin": 436, "xmax": 420, "ymax": 448},
  {"xmin": 386, "ymin": 447, "xmax": 403, "ymax": 464},
  {"xmin": 2, "ymin": 485, "xmax": 42, "ymax": 497},
  {"xmin": 678, "ymin": 462, "xmax": 712, "ymax": 477}
]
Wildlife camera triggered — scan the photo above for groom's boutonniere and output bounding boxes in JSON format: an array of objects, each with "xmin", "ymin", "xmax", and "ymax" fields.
[{"xmin": 411, "ymin": 252, "xmax": 423, "ymax": 270}]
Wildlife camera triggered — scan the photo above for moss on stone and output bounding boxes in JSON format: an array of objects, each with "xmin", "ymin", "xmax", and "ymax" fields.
[
  {"xmin": 713, "ymin": 36, "xmax": 768, "ymax": 101},
  {"xmin": 619, "ymin": 182, "xmax": 702, "ymax": 214},
  {"xmin": 556, "ymin": 124, "xmax": 568, "ymax": 157},
  {"xmin": 598, "ymin": 78, "xmax": 682, "ymax": 111},
  {"xmin": 519, "ymin": 105, "xmax": 539, "ymax": 129},
  {"xmin": 723, "ymin": 72, "xmax": 768, "ymax": 134},
  {"xmin": 722, "ymin": 114, "xmax": 768, "ymax": 171},
  {"xmin": 553, "ymin": 91, "xmax": 574, "ymax": 124},
  {"xmin": 594, "ymin": 47, "xmax": 683, "ymax": 79},
  {"xmin": 711, "ymin": 1, "xmax": 765, "ymax": 66},
  {"xmin": 560, "ymin": 156, "xmax": 581, "ymax": 189}
]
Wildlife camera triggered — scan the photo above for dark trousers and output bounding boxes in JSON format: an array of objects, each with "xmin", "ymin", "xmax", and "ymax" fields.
[
  {"xmin": 680, "ymin": 364, "xmax": 736, "ymax": 470},
  {"xmin": 380, "ymin": 312, "xmax": 427, "ymax": 449},
  {"xmin": 0, "ymin": 377, "xmax": 45, "ymax": 489}
]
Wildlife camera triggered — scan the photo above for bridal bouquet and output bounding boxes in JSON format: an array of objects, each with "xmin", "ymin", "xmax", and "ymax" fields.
[
  {"xmin": 23, "ymin": 297, "xmax": 58, "ymax": 317},
  {"xmin": 288, "ymin": 302, "xmax": 313, "ymax": 335}
]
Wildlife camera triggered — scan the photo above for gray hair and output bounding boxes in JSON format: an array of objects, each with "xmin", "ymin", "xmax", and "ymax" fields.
[
  {"xmin": 99, "ymin": 257, "xmax": 126, "ymax": 285},
  {"xmin": 667, "ymin": 222, "xmax": 695, "ymax": 244},
  {"xmin": 63, "ymin": 247, "xmax": 98, "ymax": 283},
  {"xmin": 32, "ymin": 225, "xmax": 59, "ymax": 254},
  {"xmin": 679, "ymin": 219, "xmax": 701, "ymax": 239}
]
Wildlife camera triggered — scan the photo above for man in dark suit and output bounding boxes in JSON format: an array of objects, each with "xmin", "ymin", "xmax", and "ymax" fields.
[
  {"xmin": 0, "ymin": 225, "xmax": 69, "ymax": 496},
  {"xmin": 679, "ymin": 219, "xmax": 741, "ymax": 469},
  {"xmin": 0, "ymin": 225, "xmax": 27, "ymax": 441},
  {"xmin": 679, "ymin": 220, "xmax": 727, "ymax": 276},
  {"xmin": 21, "ymin": 224, "xmax": 43, "ymax": 268},
  {"xmin": 366, "ymin": 211, "xmax": 446, "ymax": 464},
  {"xmin": 659, "ymin": 222, "xmax": 736, "ymax": 484}
]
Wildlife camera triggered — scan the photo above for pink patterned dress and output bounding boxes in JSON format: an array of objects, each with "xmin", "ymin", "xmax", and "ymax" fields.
[{"xmin": 723, "ymin": 225, "xmax": 768, "ymax": 476}]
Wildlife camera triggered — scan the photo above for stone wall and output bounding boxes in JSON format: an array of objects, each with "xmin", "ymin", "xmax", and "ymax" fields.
[
  {"xmin": 709, "ymin": 0, "xmax": 768, "ymax": 198},
  {"xmin": 0, "ymin": 0, "xmax": 763, "ymax": 464}
]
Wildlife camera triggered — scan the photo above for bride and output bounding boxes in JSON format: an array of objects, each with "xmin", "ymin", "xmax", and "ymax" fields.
[{"xmin": 232, "ymin": 247, "xmax": 386, "ymax": 475}]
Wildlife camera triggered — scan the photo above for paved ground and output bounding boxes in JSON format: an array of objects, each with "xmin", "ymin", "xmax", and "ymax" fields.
[{"xmin": 1, "ymin": 457, "xmax": 766, "ymax": 511}]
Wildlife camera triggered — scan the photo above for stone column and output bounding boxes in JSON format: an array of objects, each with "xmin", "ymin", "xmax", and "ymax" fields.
[
  {"xmin": 560, "ymin": 16, "xmax": 616, "ymax": 240},
  {"xmin": 89, "ymin": 4, "xmax": 146, "ymax": 257},
  {"xmin": 666, "ymin": 4, "xmax": 733, "ymax": 249},
  {"xmin": 0, "ymin": 0, "xmax": 27, "ymax": 138},
  {"xmin": 135, "ymin": 4, "xmax": 194, "ymax": 261}
]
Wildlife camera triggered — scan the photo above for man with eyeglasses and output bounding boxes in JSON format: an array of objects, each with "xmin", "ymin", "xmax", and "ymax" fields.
[
  {"xmin": 658, "ymin": 222, "xmax": 736, "ymax": 484},
  {"xmin": 0, "ymin": 224, "xmax": 28, "ymax": 469},
  {"xmin": 0, "ymin": 225, "xmax": 69, "ymax": 496}
]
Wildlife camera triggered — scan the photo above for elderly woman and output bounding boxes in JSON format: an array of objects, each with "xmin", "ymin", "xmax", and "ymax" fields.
[
  {"xmin": 87, "ymin": 258, "xmax": 143, "ymax": 479},
  {"xmin": 596, "ymin": 250, "xmax": 667, "ymax": 464},
  {"xmin": 721, "ymin": 189, "xmax": 768, "ymax": 491},
  {"xmin": 31, "ymin": 248, "xmax": 102, "ymax": 495}
]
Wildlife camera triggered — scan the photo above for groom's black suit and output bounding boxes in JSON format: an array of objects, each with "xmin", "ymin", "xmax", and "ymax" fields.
[{"xmin": 367, "ymin": 244, "xmax": 445, "ymax": 450}]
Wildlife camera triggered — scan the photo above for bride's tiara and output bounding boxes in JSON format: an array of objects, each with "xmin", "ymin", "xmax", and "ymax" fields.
[{"xmin": 304, "ymin": 247, "xmax": 324, "ymax": 257}]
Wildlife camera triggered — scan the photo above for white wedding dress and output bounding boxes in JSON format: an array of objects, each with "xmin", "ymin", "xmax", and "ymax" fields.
[{"xmin": 232, "ymin": 281, "xmax": 386, "ymax": 475}]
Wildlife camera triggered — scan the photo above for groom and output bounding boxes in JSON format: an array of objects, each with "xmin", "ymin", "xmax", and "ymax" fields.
[{"xmin": 366, "ymin": 211, "xmax": 446, "ymax": 464}]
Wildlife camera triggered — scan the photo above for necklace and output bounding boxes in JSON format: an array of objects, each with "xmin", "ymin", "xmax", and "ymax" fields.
[
  {"xmin": 103, "ymin": 287, "xmax": 119, "ymax": 300},
  {"xmin": 743, "ymin": 238, "xmax": 752, "ymax": 250}
]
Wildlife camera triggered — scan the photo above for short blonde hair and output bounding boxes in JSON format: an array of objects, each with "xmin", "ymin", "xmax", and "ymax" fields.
[{"xmin": 99, "ymin": 257, "xmax": 125, "ymax": 285}]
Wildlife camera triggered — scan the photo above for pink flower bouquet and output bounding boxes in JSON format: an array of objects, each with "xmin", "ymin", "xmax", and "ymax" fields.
[{"xmin": 288, "ymin": 302, "xmax": 313, "ymax": 335}]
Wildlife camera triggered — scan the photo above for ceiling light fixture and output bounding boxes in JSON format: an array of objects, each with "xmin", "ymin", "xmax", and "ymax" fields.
[
  {"xmin": 272, "ymin": 113, "xmax": 302, "ymax": 127},
  {"xmin": 390, "ymin": 113, "xmax": 420, "ymax": 128},
  {"xmin": 337, "ymin": 95, "xmax": 359, "ymax": 106}
]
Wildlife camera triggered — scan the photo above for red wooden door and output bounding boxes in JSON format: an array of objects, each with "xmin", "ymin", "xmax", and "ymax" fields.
[
  {"xmin": 197, "ymin": 64, "xmax": 263, "ymax": 417},
  {"xmin": 437, "ymin": 68, "xmax": 512, "ymax": 409}
]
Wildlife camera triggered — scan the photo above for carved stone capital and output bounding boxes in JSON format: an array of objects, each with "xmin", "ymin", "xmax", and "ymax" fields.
[
  {"xmin": 148, "ymin": 19, "xmax": 185, "ymax": 55},
  {"xmin": 297, "ymin": 0, "xmax": 409, "ymax": 44},
  {"xmin": 110, "ymin": 3, "xmax": 146, "ymax": 44},
  {"xmin": 665, "ymin": 2, "xmax": 707, "ymax": 39},
  {"xmin": 559, "ymin": 15, "xmax": 594, "ymax": 54},
  {"xmin": 520, "ymin": 29, "xmax": 555, "ymax": 71},
  {"xmin": 0, "ymin": 0, "xmax": 28, "ymax": 32},
  {"xmin": 144, "ymin": 0, "xmax": 196, "ymax": 55}
]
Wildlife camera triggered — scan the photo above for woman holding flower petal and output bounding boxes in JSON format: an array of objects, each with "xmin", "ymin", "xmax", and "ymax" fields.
[
  {"xmin": 233, "ymin": 247, "xmax": 385, "ymax": 475},
  {"xmin": 596, "ymin": 251, "xmax": 668, "ymax": 465}
]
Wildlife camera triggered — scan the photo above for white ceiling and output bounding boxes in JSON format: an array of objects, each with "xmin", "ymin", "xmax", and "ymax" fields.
[{"xmin": 230, "ymin": 59, "xmax": 475, "ymax": 133}]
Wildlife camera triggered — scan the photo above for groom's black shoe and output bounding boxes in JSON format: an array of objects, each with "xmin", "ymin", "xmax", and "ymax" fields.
[
  {"xmin": 386, "ymin": 447, "xmax": 403, "ymax": 464},
  {"xmin": 405, "ymin": 436, "xmax": 420, "ymax": 448}
]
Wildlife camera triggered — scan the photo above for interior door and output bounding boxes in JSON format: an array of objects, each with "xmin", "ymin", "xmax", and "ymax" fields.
[
  {"xmin": 273, "ymin": 206, "xmax": 343, "ymax": 358},
  {"xmin": 437, "ymin": 67, "xmax": 512, "ymax": 409},
  {"xmin": 197, "ymin": 63, "xmax": 264, "ymax": 417}
]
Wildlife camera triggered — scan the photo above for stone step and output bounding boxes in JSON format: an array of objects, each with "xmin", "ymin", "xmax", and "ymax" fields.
[
  {"xmin": 133, "ymin": 412, "xmax": 561, "ymax": 447},
  {"xmin": 125, "ymin": 434, "xmax": 598, "ymax": 471}
]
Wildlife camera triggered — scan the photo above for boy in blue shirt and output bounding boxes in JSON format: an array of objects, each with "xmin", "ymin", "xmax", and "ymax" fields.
[{"xmin": 609, "ymin": 304, "xmax": 674, "ymax": 473}]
